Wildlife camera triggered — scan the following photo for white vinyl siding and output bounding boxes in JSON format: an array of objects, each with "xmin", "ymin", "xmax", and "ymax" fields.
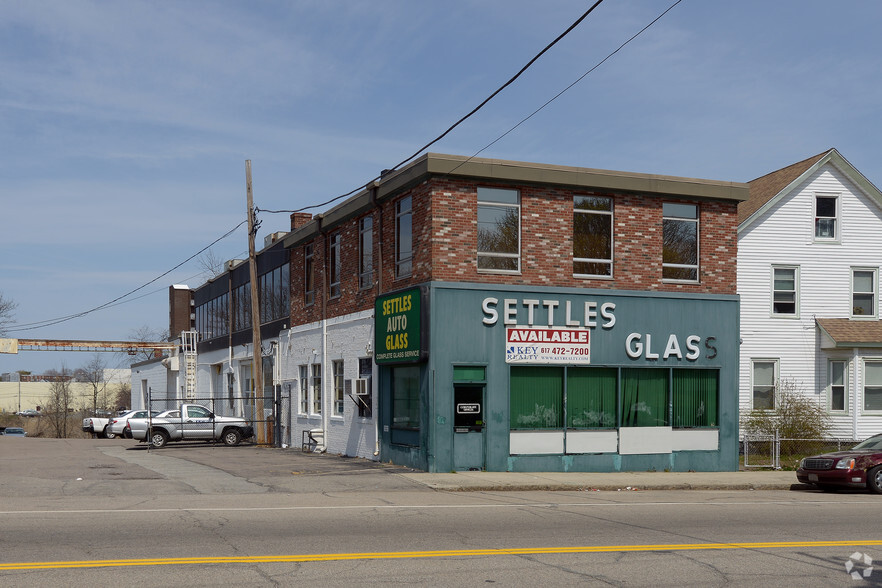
[{"xmin": 738, "ymin": 160, "xmax": 882, "ymax": 438}]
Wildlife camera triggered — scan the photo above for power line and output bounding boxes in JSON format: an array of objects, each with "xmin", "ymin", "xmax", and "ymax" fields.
[
  {"xmin": 451, "ymin": 0, "xmax": 683, "ymax": 172},
  {"xmin": 8, "ymin": 220, "xmax": 247, "ymax": 333},
  {"xmin": 257, "ymin": 1, "xmax": 606, "ymax": 217}
]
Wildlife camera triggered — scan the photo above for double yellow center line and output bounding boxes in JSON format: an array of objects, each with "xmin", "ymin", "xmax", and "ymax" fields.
[{"xmin": 3, "ymin": 540, "xmax": 882, "ymax": 571}]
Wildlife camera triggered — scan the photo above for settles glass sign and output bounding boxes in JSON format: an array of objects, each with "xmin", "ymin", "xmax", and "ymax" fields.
[{"xmin": 375, "ymin": 288, "xmax": 423, "ymax": 364}]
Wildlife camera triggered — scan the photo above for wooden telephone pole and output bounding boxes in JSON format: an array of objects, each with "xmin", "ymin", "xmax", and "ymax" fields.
[{"xmin": 246, "ymin": 160, "xmax": 266, "ymax": 444}]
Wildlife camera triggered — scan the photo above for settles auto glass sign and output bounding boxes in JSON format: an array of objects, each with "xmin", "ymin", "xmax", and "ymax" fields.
[{"xmin": 375, "ymin": 288, "xmax": 424, "ymax": 364}]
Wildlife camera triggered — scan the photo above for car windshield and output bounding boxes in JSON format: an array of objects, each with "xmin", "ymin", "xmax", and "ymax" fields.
[{"xmin": 852, "ymin": 435, "xmax": 882, "ymax": 451}]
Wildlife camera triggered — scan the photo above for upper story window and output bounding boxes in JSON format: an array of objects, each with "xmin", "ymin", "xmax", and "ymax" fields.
[
  {"xmin": 477, "ymin": 187, "xmax": 520, "ymax": 272},
  {"xmin": 359, "ymin": 215, "xmax": 373, "ymax": 290},
  {"xmin": 395, "ymin": 196, "xmax": 412, "ymax": 279},
  {"xmin": 328, "ymin": 232, "xmax": 341, "ymax": 299},
  {"xmin": 771, "ymin": 266, "xmax": 798, "ymax": 317},
  {"xmin": 814, "ymin": 194, "xmax": 839, "ymax": 241},
  {"xmin": 573, "ymin": 195, "xmax": 612, "ymax": 278},
  {"xmin": 852, "ymin": 268, "xmax": 877, "ymax": 318},
  {"xmin": 304, "ymin": 243, "xmax": 315, "ymax": 306},
  {"xmin": 662, "ymin": 203, "xmax": 698, "ymax": 282}
]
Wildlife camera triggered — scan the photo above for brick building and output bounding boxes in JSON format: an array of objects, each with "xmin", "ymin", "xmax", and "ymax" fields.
[{"xmin": 281, "ymin": 153, "xmax": 748, "ymax": 472}]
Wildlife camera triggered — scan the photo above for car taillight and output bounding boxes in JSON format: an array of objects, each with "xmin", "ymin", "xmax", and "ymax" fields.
[{"xmin": 835, "ymin": 458, "xmax": 855, "ymax": 470}]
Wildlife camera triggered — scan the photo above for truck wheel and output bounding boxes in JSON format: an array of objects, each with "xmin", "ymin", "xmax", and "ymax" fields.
[
  {"xmin": 149, "ymin": 429, "xmax": 169, "ymax": 449},
  {"xmin": 222, "ymin": 429, "xmax": 242, "ymax": 446},
  {"xmin": 103, "ymin": 427, "xmax": 117, "ymax": 440},
  {"xmin": 869, "ymin": 466, "xmax": 882, "ymax": 495}
]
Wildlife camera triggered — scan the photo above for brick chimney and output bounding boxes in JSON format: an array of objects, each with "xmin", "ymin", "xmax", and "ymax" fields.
[
  {"xmin": 169, "ymin": 285, "xmax": 194, "ymax": 340},
  {"xmin": 291, "ymin": 212, "xmax": 313, "ymax": 230}
]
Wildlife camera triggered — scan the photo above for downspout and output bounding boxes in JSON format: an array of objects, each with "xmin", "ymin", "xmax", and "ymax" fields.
[
  {"xmin": 371, "ymin": 182, "xmax": 382, "ymax": 457},
  {"xmin": 853, "ymin": 347, "xmax": 859, "ymax": 440},
  {"xmin": 319, "ymin": 215, "xmax": 329, "ymax": 452}
]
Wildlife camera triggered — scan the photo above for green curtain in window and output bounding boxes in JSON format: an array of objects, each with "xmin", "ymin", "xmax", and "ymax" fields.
[
  {"xmin": 673, "ymin": 369, "xmax": 718, "ymax": 427},
  {"xmin": 621, "ymin": 368, "xmax": 668, "ymax": 427},
  {"xmin": 510, "ymin": 366, "xmax": 563, "ymax": 430},
  {"xmin": 567, "ymin": 367, "xmax": 617, "ymax": 429}
]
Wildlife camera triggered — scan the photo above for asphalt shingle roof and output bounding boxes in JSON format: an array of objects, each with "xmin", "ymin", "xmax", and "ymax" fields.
[
  {"xmin": 738, "ymin": 150, "xmax": 831, "ymax": 225},
  {"xmin": 816, "ymin": 318, "xmax": 882, "ymax": 347}
]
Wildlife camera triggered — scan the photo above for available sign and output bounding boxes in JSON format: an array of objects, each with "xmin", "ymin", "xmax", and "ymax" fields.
[
  {"xmin": 375, "ymin": 287, "xmax": 425, "ymax": 364},
  {"xmin": 505, "ymin": 327, "xmax": 591, "ymax": 364}
]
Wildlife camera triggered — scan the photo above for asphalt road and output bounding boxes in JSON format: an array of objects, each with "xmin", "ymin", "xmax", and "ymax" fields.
[{"xmin": 2, "ymin": 438, "xmax": 881, "ymax": 586}]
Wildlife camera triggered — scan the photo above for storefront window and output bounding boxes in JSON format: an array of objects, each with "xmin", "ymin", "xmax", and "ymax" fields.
[
  {"xmin": 566, "ymin": 367, "xmax": 616, "ymax": 429},
  {"xmin": 392, "ymin": 365, "xmax": 420, "ymax": 430},
  {"xmin": 672, "ymin": 369, "xmax": 718, "ymax": 427},
  {"xmin": 621, "ymin": 368, "xmax": 669, "ymax": 427},
  {"xmin": 510, "ymin": 366, "xmax": 563, "ymax": 430}
]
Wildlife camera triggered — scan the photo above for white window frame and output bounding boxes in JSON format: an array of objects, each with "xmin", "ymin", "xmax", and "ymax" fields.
[
  {"xmin": 770, "ymin": 265, "xmax": 799, "ymax": 318},
  {"xmin": 573, "ymin": 195, "xmax": 613, "ymax": 278},
  {"xmin": 828, "ymin": 359, "xmax": 848, "ymax": 413},
  {"xmin": 332, "ymin": 360, "xmax": 344, "ymax": 416},
  {"xmin": 751, "ymin": 359, "xmax": 778, "ymax": 410},
  {"xmin": 359, "ymin": 215, "xmax": 373, "ymax": 290},
  {"xmin": 304, "ymin": 244, "xmax": 315, "ymax": 306},
  {"xmin": 395, "ymin": 195, "xmax": 413, "ymax": 279},
  {"xmin": 813, "ymin": 192, "xmax": 840, "ymax": 243},
  {"xmin": 477, "ymin": 187, "xmax": 521, "ymax": 274},
  {"xmin": 298, "ymin": 365, "xmax": 308, "ymax": 415},
  {"xmin": 862, "ymin": 359, "xmax": 882, "ymax": 414},
  {"xmin": 851, "ymin": 267, "xmax": 878, "ymax": 319},
  {"xmin": 311, "ymin": 363, "xmax": 322, "ymax": 415},
  {"xmin": 328, "ymin": 232, "xmax": 341, "ymax": 299},
  {"xmin": 662, "ymin": 202, "xmax": 699, "ymax": 283}
]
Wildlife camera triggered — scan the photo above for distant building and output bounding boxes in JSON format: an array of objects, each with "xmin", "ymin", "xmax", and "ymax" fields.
[{"xmin": 737, "ymin": 148, "xmax": 882, "ymax": 439}]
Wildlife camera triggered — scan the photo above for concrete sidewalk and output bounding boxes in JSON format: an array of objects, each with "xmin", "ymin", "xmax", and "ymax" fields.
[{"xmin": 401, "ymin": 469, "xmax": 805, "ymax": 492}]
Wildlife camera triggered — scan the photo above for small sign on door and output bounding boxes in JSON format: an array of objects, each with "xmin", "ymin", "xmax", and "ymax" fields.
[{"xmin": 457, "ymin": 403, "xmax": 480, "ymax": 414}]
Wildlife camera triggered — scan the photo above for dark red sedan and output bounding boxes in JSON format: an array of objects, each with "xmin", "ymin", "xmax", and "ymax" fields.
[{"xmin": 797, "ymin": 433, "xmax": 882, "ymax": 493}]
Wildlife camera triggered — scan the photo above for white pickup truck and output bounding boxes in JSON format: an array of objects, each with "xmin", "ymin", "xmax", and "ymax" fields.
[
  {"xmin": 82, "ymin": 414, "xmax": 116, "ymax": 439},
  {"xmin": 125, "ymin": 403, "xmax": 254, "ymax": 448}
]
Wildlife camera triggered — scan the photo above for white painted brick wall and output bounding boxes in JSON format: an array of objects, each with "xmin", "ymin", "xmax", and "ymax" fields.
[{"xmin": 284, "ymin": 309, "xmax": 378, "ymax": 460}]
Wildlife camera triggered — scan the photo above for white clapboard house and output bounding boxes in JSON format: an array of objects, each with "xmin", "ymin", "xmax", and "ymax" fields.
[{"xmin": 738, "ymin": 148, "xmax": 882, "ymax": 439}]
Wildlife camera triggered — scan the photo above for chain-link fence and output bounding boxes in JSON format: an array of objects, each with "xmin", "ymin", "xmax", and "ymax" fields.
[
  {"xmin": 145, "ymin": 394, "xmax": 280, "ymax": 447},
  {"xmin": 742, "ymin": 433, "xmax": 858, "ymax": 470}
]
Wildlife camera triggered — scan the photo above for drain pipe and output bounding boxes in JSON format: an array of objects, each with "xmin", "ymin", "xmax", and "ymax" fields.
[
  {"xmin": 371, "ymin": 182, "xmax": 382, "ymax": 457},
  {"xmin": 318, "ymin": 215, "xmax": 329, "ymax": 453}
]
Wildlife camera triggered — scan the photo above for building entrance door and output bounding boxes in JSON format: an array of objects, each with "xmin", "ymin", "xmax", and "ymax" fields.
[{"xmin": 453, "ymin": 384, "xmax": 484, "ymax": 471}]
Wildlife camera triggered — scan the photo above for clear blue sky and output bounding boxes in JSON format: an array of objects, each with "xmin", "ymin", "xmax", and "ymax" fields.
[{"xmin": 2, "ymin": 0, "xmax": 881, "ymax": 374}]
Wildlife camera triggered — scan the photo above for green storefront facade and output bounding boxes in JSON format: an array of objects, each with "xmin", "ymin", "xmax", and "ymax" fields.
[{"xmin": 376, "ymin": 281, "xmax": 740, "ymax": 473}]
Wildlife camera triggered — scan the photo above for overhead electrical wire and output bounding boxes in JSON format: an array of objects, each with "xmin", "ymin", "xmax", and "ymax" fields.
[
  {"xmin": 450, "ymin": 0, "xmax": 683, "ymax": 173},
  {"xmin": 257, "ymin": 0, "xmax": 606, "ymax": 216},
  {"xmin": 7, "ymin": 220, "xmax": 247, "ymax": 333},
  {"xmin": 10, "ymin": 1, "xmax": 681, "ymax": 335}
]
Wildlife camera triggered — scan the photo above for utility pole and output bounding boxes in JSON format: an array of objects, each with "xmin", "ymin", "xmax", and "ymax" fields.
[{"xmin": 246, "ymin": 160, "xmax": 266, "ymax": 444}]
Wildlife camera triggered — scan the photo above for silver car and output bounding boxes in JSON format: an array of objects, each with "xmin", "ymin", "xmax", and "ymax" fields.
[{"xmin": 107, "ymin": 410, "xmax": 161, "ymax": 437}]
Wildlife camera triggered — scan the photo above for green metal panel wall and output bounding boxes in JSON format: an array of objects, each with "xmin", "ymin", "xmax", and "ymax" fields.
[{"xmin": 381, "ymin": 281, "xmax": 739, "ymax": 473}]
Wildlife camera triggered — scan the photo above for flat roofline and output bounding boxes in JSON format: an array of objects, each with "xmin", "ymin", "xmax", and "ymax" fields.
[{"xmin": 284, "ymin": 153, "xmax": 749, "ymax": 248}]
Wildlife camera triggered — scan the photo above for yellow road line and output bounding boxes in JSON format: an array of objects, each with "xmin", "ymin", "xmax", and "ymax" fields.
[{"xmin": 3, "ymin": 540, "xmax": 882, "ymax": 571}]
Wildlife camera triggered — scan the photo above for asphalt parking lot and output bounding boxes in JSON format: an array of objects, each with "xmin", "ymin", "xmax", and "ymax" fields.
[{"xmin": 0, "ymin": 437, "xmax": 426, "ymax": 499}]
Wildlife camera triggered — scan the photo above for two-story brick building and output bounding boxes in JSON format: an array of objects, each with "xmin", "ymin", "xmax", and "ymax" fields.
[{"xmin": 281, "ymin": 153, "xmax": 748, "ymax": 473}]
